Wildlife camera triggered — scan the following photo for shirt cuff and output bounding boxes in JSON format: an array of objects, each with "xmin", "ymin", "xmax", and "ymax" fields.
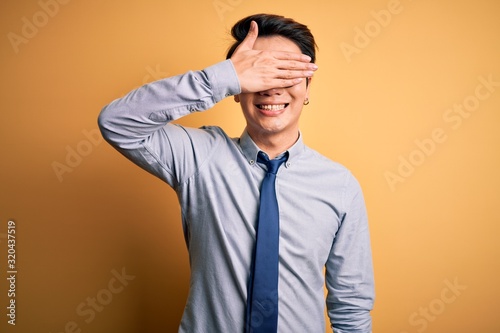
[{"xmin": 203, "ymin": 59, "xmax": 241, "ymax": 103}]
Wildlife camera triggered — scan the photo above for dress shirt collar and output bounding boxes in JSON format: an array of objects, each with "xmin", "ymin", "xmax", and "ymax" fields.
[{"xmin": 239, "ymin": 130, "xmax": 305, "ymax": 168}]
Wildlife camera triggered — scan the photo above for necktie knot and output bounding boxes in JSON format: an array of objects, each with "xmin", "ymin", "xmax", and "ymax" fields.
[{"xmin": 257, "ymin": 151, "xmax": 287, "ymax": 175}]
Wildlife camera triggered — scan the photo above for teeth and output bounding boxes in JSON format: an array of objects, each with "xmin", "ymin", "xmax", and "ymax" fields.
[{"xmin": 259, "ymin": 104, "xmax": 286, "ymax": 111}]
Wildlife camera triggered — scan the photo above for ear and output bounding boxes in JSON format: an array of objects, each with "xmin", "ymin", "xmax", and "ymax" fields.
[
  {"xmin": 305, "ymin": 77, "xmax": 312, "ymax": 99},
  {"xmin": 234, "ymin": 95, "xmax": 240, "ymax": 103}
]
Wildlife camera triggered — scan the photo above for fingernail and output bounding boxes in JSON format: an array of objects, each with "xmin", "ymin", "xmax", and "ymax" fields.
[{"xmin": 311, "ymin": 64, "xmax": 318, "ymax": 70}]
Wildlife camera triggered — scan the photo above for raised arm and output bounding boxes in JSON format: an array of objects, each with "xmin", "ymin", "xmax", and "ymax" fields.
[{"xmin": 98, "ymin": 20, "xmax": 317, "ymax": 186}]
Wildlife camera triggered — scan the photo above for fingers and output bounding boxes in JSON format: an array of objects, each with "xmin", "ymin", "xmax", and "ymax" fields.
[
  {"xmin": 278, "ymin": 69, "xmax": 315, "ymax": 80},
  {"xmin": 261, "ymin": 77, "xmax": 310, "ymax": 89},
  {"xmin": 267, "ymin": 70, "xmax": 312, "ymax": 90},
  {"xmin": 277, "ymin": 77, "xmax": 305, "ymax": 88},
  {"xmin": 247, "ymin": 20, "xmax": 258, "ymax": 42},
  {"xmin": 272, "ymin": 57, "xmax": 317, "ymax": 82},
  {"xmin": 237, "ymin": 20, "xmax": 259, "ymax": 52},
  {"xmin": 229, "ymin": 20, "xmax": 318, "ymax": 93},
  {"xmin": 272, "ymin": 55, "xmax": 317, "ymax": 87},
  {"xmin": 264, "ymin": 62, "xmax": 316, "ymax": 89},
  {"xmin": 273, "ymin": 51, "xmax": 312, "ymax": 64},
  {"xmin": 277, "ymin": 59, "xmax": 318, "ymax": 71}
]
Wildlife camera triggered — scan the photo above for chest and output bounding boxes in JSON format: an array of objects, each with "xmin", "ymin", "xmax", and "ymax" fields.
[{"xmin": 185, "ymin": 158, "xmax": 344, "ymax": 263}]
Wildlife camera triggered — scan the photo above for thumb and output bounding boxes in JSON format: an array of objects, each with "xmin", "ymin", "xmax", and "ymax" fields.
[{"xmin": 237, "ymin": 20, "xmax": 258, "ymax": 52}]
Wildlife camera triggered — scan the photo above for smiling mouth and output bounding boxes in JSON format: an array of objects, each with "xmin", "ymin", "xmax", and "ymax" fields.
[{"xmin": 256, "ymin": 104, "xmax": 289, "ymax": 111}]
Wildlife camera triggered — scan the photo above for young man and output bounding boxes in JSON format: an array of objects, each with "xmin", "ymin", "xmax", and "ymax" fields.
[{"xmin": 99, "ymin": 13, "xmax": 374, "ymax": 333}]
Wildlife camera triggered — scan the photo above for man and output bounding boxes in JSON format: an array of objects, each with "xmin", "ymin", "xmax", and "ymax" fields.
[{"xmin": 99, "ymin": 13, "xmax": 374, "ymax": 333}]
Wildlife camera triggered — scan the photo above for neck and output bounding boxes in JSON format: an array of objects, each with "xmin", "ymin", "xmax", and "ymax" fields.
[{"xmin": 247, "ymin": 128, "xmax": 300, "ymax": 159}]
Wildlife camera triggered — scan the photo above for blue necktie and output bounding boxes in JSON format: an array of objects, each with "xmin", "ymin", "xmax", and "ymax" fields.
[{"xmin": 246, "ymin": 151, "xmax": 288, "ymax": 333}]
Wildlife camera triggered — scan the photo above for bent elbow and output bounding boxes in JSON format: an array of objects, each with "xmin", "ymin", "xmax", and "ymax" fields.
[{"xmin": 97, "ymin": 104, "xmax": 117, "ymax": 144}]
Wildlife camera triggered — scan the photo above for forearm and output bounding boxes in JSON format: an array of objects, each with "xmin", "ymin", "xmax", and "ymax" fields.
[
  {"xmin": 97, "ymin": 60, "xmax": 240, "ymax": 186},
  {"xmin": 98, "ymin": 59, "xmax": 240, "ymax": 150},
  {"xmin": 327, "ymin": 257, "xmax": 374, "ymax": 332}
]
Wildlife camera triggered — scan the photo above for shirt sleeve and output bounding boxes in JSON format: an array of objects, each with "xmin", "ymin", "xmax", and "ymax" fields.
[
  {"xmin": 97, "ymin": 59, "xmax": 241, "ymax": 187},
  {"xmin": 325, "ymin": 173, "xmax": 375, "ymax": 333}
]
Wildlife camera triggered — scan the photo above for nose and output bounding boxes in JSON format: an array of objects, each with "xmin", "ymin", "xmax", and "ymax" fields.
[{"xmin": 258, "ymin": 88, "xmax": 284, "ymax": 96}]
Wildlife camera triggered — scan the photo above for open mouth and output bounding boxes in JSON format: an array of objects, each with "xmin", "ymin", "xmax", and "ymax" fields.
[{"xmin": 256, "ymin": 103, "xmax": 289, "ymax": 111}]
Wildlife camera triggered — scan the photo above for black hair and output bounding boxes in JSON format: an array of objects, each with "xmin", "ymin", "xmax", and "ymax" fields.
[{"xmin": 226, "ymin": 13, "xmax": 317, "ymax": 63}]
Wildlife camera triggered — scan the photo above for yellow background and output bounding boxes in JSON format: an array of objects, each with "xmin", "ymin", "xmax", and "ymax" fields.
[{"xmin": 1, "ymin": 0, "xmax": 499, "ymax": 332}]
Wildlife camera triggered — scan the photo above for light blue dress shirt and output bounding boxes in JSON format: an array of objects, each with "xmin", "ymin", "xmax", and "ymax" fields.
[{"xmin": 98, "ymin": 59, "xmax": 374, "ymax": 333}]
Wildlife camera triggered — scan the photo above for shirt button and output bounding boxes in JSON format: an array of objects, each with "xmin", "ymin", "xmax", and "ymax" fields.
[
  {"xmin": 249, "ymin": 160, "xmax": 255, "ymax": 165},
  {"xmin": 286, "ymin": 162, "xmax": 291, "ymax": 168}
]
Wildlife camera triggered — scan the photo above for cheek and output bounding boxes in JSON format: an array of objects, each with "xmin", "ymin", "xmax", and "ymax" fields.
[
  {"xmin": 288, "ymin": 84, "xmax": 308, "ymax": 99},
  {"xmin": 239, "ymin": 95, "xmax": 255, "ymax": 108}
]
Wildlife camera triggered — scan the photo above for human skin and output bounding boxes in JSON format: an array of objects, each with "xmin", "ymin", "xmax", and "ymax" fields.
[{"xmin": 230, "ymin": 21, "xmax": 317, "ymax": 158}]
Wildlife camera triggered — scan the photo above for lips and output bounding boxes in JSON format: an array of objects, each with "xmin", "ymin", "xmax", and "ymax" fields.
[{"xmin": 255, "ymin": 103, "xmax": 290, "ymax": 118}]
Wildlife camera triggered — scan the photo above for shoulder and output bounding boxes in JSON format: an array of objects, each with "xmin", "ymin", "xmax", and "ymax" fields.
[
  {"xmin": 166, "ymin": 124, "xmax": 239, "ymax": 153},
  {"xmin": 301, "ymin": 145, "xmax": 351, "ymax": 174},
  {"xmin": 300, "ymin": 145, "xmax": 362, "ymax": 191},
  {"xmin": 171, "ymin": 124, "xmax": 230, "ymax": 140}
]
